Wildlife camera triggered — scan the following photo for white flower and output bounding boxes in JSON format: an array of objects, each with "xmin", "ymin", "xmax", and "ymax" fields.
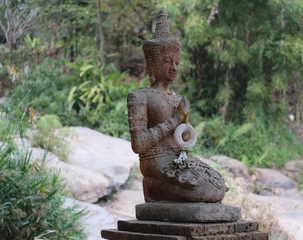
[
  {"xmin": 289, "ymin": 114, "xmax": 295, "ymax": 121},
  {"xmin": 174, "ymin": 123, "xmax": 197, "ymax": 150}
]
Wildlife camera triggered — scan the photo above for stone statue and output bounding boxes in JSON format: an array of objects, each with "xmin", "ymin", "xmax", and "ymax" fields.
[{"xmin": 127, "ymin": 8, "xmax": 229, "ymax": 203}]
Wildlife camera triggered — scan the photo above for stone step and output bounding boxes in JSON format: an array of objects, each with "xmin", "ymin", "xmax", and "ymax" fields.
[
  {"xmin": 191, "ymin": 232, "xmax": 268, "ymax": 240},
  {"xmin": 136, "ymin": 202, "xmax": 241, "ymax": 223},
  {"xmin": 101, "ymin": 229, "xmax": 187, "ymax": 240},
  {"xmin": 117, "ymin": 220, "xmax": 259, "ymax": 237},
  {"xmin": 101, "ymin": 229, "xmax": 268, "ymax": 240}
]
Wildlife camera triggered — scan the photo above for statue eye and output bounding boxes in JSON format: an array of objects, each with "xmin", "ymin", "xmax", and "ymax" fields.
[{"xmin": 164, "ymin": 57, "xmax": 171, "ymax": 63}]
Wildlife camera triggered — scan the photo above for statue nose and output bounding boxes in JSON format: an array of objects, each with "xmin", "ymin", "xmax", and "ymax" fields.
[{"xmin": 171, "ymin": 63, "xmax": 177, "ymax": 71}]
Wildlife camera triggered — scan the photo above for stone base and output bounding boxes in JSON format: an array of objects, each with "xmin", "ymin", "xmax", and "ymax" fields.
[
  {"xmin": 101, "ymin": 220, "xmax": 268, "ymax": 240},
  {"xmin": 136, "ymin": 202, "xmax": 241, "ymax": 223}
]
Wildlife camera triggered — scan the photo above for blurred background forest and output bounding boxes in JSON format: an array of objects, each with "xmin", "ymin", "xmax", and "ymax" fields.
[{"xmin": 1, "ymin": 0, "xmax": 303, "ymax": 169}]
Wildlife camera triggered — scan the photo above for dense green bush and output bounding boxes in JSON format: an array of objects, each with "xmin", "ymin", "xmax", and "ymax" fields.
[
  {"xmin": 0, "ymin": 103, "xmax": 86, "ymax": 240},
  {"xmin": 191, "ymin": 116, "xmax": 303, "ymax": 168},
  {"xmin": 30, "ymin": 114, "xmax": 73, "ymax": 161},
  {"xmin": 66, "ymin": 60, "xmax": 148, "ymax": 138},
  {"xmin": 10, "ymin": 57, "xmax": 77, "ymax": 125},
  {"xmin": 158, "ymin": 0, "xmax": 303, "ymax": 123}
]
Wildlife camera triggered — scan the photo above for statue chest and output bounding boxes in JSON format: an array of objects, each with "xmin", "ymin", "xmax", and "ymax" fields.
[{"xmin": 146, "ymin": 92, "xmax": 180, "ymax": 127}]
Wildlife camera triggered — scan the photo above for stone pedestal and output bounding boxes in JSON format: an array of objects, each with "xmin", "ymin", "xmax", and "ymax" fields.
[
  {"xmin": 136, "ymin": 202, "xmax": 241, "ymax": 223},
  {"xmin": 101, "ymin": 202, "xmax": 268, "ymax": 240}
]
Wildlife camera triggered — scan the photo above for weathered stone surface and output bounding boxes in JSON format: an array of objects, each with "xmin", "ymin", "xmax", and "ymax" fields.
[
  {"xmin": 63, "ymin": 198, "xmax": 117, "ymax": 240},
  {"xmin": 101, "ymin": 229, "xmax": 187, "ymax": 240},
  {"xmin": 284, "ymin": 159, "xmax": 303, "ymax": 172},
  {"xmin": 127, "ymin": 8, "xmax": 229, "ymax": 203},
  {"xmin": 28, "ymin": 127, "xmax": 138, "ymax": 203},
  {"xmin": 203, "ymin": 223, "xmax": 235, "ymax": 235},
  {"xmin": 234, "ymin": 221, "xmax": 258, "ymax": 233},
  {"xmin": 118, "ymin": 220, "xmax": 259, "ymax": 237},
  {"xmin": 102, "ymin": 220, "xmax": 268, "ymax": 240},
  {"xmin": 210, "ymin": 155, "xmax": 251, "ymax": 181},
  {"xmin": 252, "ymin": 232, "xmax": 269, "ymax": 240},
  {"xmin": 118, "ymin": 220, "xmax": 205, "ymax": 236},
  {"xmin": 252, "ymin": 168, "xmax": 296, "ymax": 191},
  {"xmin": 101, "ymin": 186, "xmax": 144, "ymax": 219},
  {"xmin": 198, "ymin": 157, "xmax": 220, "ymax": 169},
  {"xmin": 136, "ymin": 202, "xmax": 241, "ymax": 223},
  {"xmin": 67, "ymin": 127, "xmax": 138, "ymax": 187},
  {"xmin": 30, "ymin": 147, "xmax": 112, "ymax": 203},
  {"xmin": 284, "ymin": 160, "xmax": 303, "ymax": 180},
  {"xmin": 192, "ymin": 233, "xmax": 254, "ymax": 240}
]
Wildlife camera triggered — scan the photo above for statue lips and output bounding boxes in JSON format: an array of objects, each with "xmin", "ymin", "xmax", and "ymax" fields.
[{"xmin": 168, "ymin": 70, "xmax": 177, "ymax": 80}]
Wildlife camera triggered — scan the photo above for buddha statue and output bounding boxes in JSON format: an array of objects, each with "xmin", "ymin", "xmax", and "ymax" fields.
[{"xmin": 127, "ymin": 8, "xmax": 229, "ymax": 203}]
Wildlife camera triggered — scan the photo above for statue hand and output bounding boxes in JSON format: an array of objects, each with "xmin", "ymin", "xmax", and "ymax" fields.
[
  {"xmin": 172, "ymin": 96, "xmax": 190, "ymax": 125},
  {"xmin": 179, "ymin": 96, "xmax": 190, "ymax": 114}
]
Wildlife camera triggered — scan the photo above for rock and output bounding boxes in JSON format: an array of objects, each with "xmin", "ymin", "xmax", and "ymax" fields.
[
  {"xmin": 210, "ymin": 155, "xmax": 251, "ymax": 181},
  {"xmin": 0, "ymin": 97, "xmax": 6, "ymax": 104},
  {"xmin": 240, "ymin": 193, "xmax": 303, "ymax": 240},
  {"xmin": 252, "ymin": 168, "xmax": 296, "ymax": 193},
  {"xmin": 62, "ymin": 198, "xmax": 117, "ymax": 240},
  {"xmin": 223, "ymin": 168, "xmax": 303, "ymax": 240},
  {"xmin": 136, "ymin": 202, "xmax": 241, "ymax": 223},
  {"xmin": 30, "ymin": 148, "xmax": 112, "ymax": 203},
  {"xmin": 67, "ymin": 127, "xmax": 138, "ymax": 188},
  {"xmin": 14, "ymin": 137, "xmax": 31, "ymax": 149},
  {"xmin": 101, "ymin": 178, "xmax": 144, "ymax": 219},
  {"xmin": 28, "ymin": 127, "xmax": 138, "ymax": 202},
  {"xmin": 198, "ymin": 157, "xmax": 220, "ymax": 169},
  {"xmin": 284, "ymin": 160, "xmax": 303, "ymax": 180}
]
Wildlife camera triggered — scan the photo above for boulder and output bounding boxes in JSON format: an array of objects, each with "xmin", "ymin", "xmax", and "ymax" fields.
[
  {"xmin": 198, "ymin": 157, "xmax": 220, "ymax": 169},
  {"xmin": 284, "ymin": 160, "xmax": 303, "ymax": 180},
  {"xmin": 62, "ymin": 198, "xmax": 117, "ymax": 240},
  {"xmin": 30, "ymin": 148, "xmax": 112, "ymax": 203},
  {"xmin": 67, "ymin": 127, "xmax": 138, "ymax": 188},
  {"xmin": 251, "ymin": 168, "xmax": 296, "ymax": 194},
  {"xmin": 210, "ymin": 155, "xmax": 251, "ymax": 181},
  {"xmin": 101, "ymin": 178, "xmax": 144, "ymax": 219},
  {"xmin": 238, "ymin": 193, "xmax": 303, "ymax": 240},
  {"xmin": 28, "ymin": 127, "xmax": 139, "ymax": 203}
]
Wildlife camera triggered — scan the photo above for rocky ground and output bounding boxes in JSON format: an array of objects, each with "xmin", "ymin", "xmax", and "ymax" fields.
[{"xmin": 19, "ymin": 127, "xmax": 303, "ymax": 240}]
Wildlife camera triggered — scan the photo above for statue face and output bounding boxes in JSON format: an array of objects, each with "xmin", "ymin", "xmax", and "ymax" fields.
[{"xmin": 153, "ymin": 50, "xmax": 180, "ymax": 84}]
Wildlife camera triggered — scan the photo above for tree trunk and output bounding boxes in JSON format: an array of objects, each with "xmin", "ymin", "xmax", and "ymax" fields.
[{"xmin": 97, "ymin": 0, "xmax": 104, "ymax": 64}]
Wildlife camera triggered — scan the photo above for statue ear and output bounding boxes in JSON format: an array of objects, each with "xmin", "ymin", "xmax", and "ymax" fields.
[
  {"xmin": 147, "ymin": 60, "xmax": 155, "ymax": 83},
  {"xmin": 147, "ymin": 60, "xmax": 153, "ymax": 74}
]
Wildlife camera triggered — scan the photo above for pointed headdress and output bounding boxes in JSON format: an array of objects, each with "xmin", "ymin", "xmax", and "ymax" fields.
[{"xmin": 143, "ymin": 7, "xmax": 181, "ymax": 61}]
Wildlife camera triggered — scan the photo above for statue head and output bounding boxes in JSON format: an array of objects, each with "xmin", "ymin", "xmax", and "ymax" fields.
[{"xmin": 143, "ymin": 8, "xmax": 181, "ymax": 84}]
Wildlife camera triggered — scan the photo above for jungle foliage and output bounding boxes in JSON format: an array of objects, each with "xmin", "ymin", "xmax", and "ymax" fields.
[
  {"xmin": 0, "ymin": 102, "xmax": 86, "ymax": 240},
  {"xmin": 156, "ymin": 0, "xmax": 303, "ymax": 167},
  {"xmin": 1, "ymin": 0, "xmax": 303, "ymax": 169}
]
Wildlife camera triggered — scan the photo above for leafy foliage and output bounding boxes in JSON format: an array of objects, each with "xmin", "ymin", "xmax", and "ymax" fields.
[
  {"xmin": 0, "ymin": 102, "xmax": 86, "ymax": 240},
  {"xmin": 2, "ymin": 0, "xmax": 303, "ymax": 169},
  {"xmin": 156, "ymin": 0, "xmax": 303, "ymax": 122},
  {"xmin": 10, "ymin": 57, "xmax": 78, "ymax": 125},
  {"xmin": 192, "ymin": 116, "xmax": 303, "ymax": 168},
  {"xmin": 30, "ymin": 114, "xmax": 73, "ymax": 161},
  {"xmin": 66, "ymin": 59, "xmax": 147, "ymax": 135}
]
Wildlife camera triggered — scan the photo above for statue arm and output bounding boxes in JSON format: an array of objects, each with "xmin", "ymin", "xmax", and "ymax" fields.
[{"xmin": 127, "ymin": 92, "xmax": 179, "ymax": 154}]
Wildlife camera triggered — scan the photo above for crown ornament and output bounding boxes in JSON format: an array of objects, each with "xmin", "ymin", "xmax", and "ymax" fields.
[{"xmin": 143, "ymin": 7, "xmax": 181, "ymax": 61}]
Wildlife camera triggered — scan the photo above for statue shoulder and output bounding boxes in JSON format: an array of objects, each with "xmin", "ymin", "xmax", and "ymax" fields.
[{"xmin": 127, "ymin": 88, "xmax": 148, "ymax": 106}]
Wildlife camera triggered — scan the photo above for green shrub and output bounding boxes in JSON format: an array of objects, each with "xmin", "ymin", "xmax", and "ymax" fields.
[
  {"xmin": 192, "ymin": 116, "xmax": 303, "ymax": 168},
  {"xmin": 0, "ymin": 147, "xmax": 86, "ymax": 240},
  {"xmin": 9, "ymin": 57, "xmax": 78, "ymax": 125},
  {"xmin": 30, "ymin": 114, "xmax": 74, "ymax": 161},
  {"xmin": 97, "ymin": 99, "xmax": 130, "ymax": 140},
  {"xmin": 67, "ymin": 60, "xmax": 148, "ymax": 135},
  {"xmin": 0, "ymin": 105, "xmax": 86, "ymax": 240}
]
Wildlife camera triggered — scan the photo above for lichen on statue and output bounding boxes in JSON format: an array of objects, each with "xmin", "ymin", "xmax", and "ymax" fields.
[{"xmin": 127, "ymin": 8, "xmax": 229, "ymax": 203}]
